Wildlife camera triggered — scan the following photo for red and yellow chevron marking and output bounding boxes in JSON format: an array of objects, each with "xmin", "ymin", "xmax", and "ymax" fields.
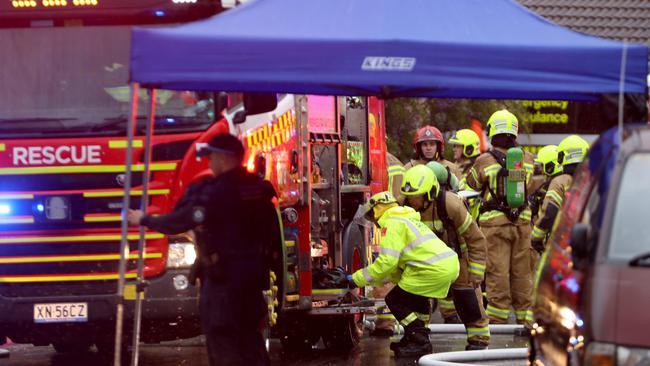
[{"xmin": 245, "ymin": 110, "xmax": 296, "ymax": 152}]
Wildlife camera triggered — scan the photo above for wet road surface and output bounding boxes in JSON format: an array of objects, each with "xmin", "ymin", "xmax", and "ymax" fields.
[{"xmin": 1, "ymin": 333, "xmax": 528, "ymax": 366}]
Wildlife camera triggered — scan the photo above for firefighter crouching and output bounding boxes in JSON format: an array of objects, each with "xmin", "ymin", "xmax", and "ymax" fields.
[
  {"xmin": 531, "ymin": 136, "xmax": 589, "ymax": 254},
  {"xmin": 401, "ymin": 165, "xmax": 490, "ymax": 350},
  {"xmin": 465, "ymin": 109, "xmax": 536, "ymax": 328},
  {"xmin": 128, "ymin": 134, "xmax": 280, "ymax": 366},
  {"xmin": 346, "ymin": 192, "xmax": 459, "ymax": 358}
]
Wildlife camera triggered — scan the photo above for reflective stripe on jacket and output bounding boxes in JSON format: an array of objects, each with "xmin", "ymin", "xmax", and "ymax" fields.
[{"xmin": 352, "ymin": 206, "xmax": 459, "ymax": 298}]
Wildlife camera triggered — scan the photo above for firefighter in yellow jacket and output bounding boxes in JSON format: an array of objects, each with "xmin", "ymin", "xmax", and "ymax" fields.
[
  {"xmin": 531, "ymin": 135, "xmax": 589, "ymax": 254},
  {"xmin": 401, "ymin": 164, "xmax": 490, "ymax": 350},
  {"xmin": 465, "ymin": 109, "xmax": 536, "ymax": 328},
  {"xmin": 348, "ymin": 192, "xmax": 459, "ymax": 358}
]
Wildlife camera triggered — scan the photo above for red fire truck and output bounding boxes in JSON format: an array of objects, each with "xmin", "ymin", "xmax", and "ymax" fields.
[
  {"xmin": 0, "ymin": 2, "xmax": 389, "ymax": 353},
  {"xmin": 222, "ymin": 93, "xmax": 388, "ymax": 350}
]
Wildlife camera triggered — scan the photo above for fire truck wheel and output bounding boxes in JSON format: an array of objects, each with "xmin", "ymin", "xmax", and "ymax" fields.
[
  {"xmin": 342, "ymin": 223, "xmax": 367, "ymax": 273},
  {"xmin": 52, "ymin": 341, "xmax": 93, "ymax": 354},
  {"xmin": 321, "ymin": 315, "xmax": 362, "ymax": 351}
]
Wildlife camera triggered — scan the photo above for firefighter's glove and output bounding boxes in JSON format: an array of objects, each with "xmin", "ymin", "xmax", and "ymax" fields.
[
  {"xmin": 469, "ymin": 274, "xmax": 483, "ymax": 289},
  {"xmin": 532, "ymin": 239, "xmax": 545, "ymax": 255},
  {"xmin": 346, "ymin": 274, "xmax": 358, "ymax": 289}
]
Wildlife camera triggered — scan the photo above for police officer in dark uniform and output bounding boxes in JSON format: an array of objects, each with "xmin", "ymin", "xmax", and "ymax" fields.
[{"xmin": 128, "ymin": 134, "xmax": 279, "ymax": 366}]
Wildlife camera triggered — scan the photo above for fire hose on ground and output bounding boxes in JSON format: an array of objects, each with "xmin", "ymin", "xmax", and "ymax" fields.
[{"xmin": 418, "ymin": 347, "xmax": 528, "ymax": 366}]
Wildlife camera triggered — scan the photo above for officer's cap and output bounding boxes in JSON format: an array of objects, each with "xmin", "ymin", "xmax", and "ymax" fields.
[{"xmin": 197, "ymin": 134, "xmax": 244, "ymax": 159}]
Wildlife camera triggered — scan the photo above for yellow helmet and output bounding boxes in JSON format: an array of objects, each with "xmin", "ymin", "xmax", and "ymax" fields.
[
  {"xmin": 449, "ymin": 129, "xmax": 480, "ymax": 158},
  {"xmin": 557, "ymin": 135, "xmax": 589, "ymax": 166},
  {"xmin": 535, "ymin": 145, "xmax": 562, "ymax": 176},
  {"xmin": 368, "ymin": 191, "xmax": 397, "ymax": 206},
  {"xmin": 358, "ymin": 191, "xmax": 398, "ymax": 222},
  {"xmin": 401, "ymin": 165, "xmax": 439, "ymax": 201},
  {"xmin": 486, "ymin": 109, "xmax": 518, "ymax": 138}
]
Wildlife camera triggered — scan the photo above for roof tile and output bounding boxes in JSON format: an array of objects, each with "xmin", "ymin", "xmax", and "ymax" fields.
[{"xmin": 518, "ymin": 0, "xmax": 650, "ymax": 54}]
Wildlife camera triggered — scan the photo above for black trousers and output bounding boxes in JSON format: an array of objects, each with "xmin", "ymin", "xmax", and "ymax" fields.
[
  {"xmin": 200, "ymin": 279, "xmax": 269, "ymax": 366},
  {"xmin": 205, "ymin": 328, "xmax": 269, "ymax": 366},
  {"xmin": 385, "ymin": 285, "xmax": 431, "ymax": 340}
]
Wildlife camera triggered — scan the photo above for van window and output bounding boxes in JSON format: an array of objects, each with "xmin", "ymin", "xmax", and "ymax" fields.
[
  {"xmin": 607, "ymin": 152, "xmax": 650, "ymax": 260},
  {"xmin": 580, "ymin": 179, "xmax": 600, "ymax": 226}
]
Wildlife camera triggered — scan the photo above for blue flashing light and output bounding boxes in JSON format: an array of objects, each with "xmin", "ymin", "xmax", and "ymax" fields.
[
  {"xmin": 0, "ymin": 204, "xmax": 10, "ymax": 215},
  {"xmin": 165, "ymin": 117, "xmax": 176, "ymax": 123},
  {"xmin": 576, "ymin": 317, "xmax": 584, "ymax": 328},
  {"xmin": 564, "ymin": 277, "xmax": 580, "ymax": 294},
  {"xmin": 154, "ymin": 10, "xmax": 166, "ymax": 17},
  {"xmin": 36, "ymin": 204, "xmax": 45, "ymax": 213}
]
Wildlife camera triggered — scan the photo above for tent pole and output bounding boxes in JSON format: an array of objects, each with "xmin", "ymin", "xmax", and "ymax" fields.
[
  {"xmin": 130, "ymin": 88, "xmax": 156, "ymax": 366},
  {"xmin": 115, "ymin": 82, "xmax": 139, "ymax": 366},
  {"xmin": 618, "ymin": 40, "xmax": 628, "ymax": 147}
]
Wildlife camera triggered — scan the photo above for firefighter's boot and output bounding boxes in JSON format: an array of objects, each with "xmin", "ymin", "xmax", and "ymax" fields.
[
  {"xmin": 392, "ymin": 329, "xmax": 432, "ymax": 358},
  {"xmin": 389, "ymin": 335, "xmax": 408, "ymax": 353},
  {"xmin": 465, "ymin": 341, "xmax": 488, "ymax": 351},
  {"xmin": 444, "ymin": 315, "xmax": 461, "ymax": 324}
]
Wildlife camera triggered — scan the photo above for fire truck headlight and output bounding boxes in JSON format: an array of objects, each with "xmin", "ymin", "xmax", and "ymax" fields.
[
  {"xmin": 0, "ymin": 203, "xmax": 11, "ymax": 215},
  {"xmin": 172, "ymin": 275, "xmax": 189, "ymax": 291},
  {"xmin": 167, "ymin": 243, "xmax": 197, "ymax": 269}
]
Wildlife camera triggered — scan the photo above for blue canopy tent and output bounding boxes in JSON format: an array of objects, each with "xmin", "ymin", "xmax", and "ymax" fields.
[{"xmin": 130, "ymin": 0, "xmax": 648, "ymax": 100}]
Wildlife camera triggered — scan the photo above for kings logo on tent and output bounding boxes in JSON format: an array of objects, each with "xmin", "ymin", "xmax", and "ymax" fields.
[{"xmin": 361, "ymin": 57, "xmax": 416, "ymax": 71}]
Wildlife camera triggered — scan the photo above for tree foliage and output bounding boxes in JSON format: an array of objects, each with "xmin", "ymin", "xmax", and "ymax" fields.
[{"xmin": 385, "ymin": 98, "xmax": 528, "ymax": 162}]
